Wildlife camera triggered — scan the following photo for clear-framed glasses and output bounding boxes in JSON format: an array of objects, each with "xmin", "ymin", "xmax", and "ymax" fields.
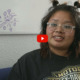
[{"xmin": 47, "ymin": 22, "xmax": 75, "ymax": 33}]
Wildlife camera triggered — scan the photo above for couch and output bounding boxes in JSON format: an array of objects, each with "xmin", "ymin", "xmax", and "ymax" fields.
[{"xmin": 0, "ymin": 67, "xmax": 11, "ymax": 80}]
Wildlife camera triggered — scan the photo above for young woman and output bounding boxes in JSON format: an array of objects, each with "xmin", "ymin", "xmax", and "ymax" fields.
[{"xmin": 8, "ymin": 1, "xmax": 80, "ymax": 80}]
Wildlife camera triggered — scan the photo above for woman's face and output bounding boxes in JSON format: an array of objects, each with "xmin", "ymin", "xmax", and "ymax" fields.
[{"xmin": 46, "ymin": 11, "xmax": 75, "ymax": 50}]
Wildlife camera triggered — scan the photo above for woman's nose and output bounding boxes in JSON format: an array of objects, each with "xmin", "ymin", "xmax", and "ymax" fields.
[{"xmin": 54, "ymin": 24, "xmax": 64, "ymax": 33}]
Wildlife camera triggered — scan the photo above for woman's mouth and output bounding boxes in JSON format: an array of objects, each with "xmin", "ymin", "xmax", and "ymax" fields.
[{"xmin": 53, "ymin": 36, "xmax": 64, "ymax": 41}]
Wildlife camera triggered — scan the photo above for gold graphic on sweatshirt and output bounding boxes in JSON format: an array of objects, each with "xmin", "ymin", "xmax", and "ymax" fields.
[{"xmin": 44, "ymin": 65, "xmax": 80, "ymax": 80}]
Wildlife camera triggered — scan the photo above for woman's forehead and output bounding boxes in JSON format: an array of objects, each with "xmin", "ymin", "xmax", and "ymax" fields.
[
  {"xmin": 49, "ymin": 19, "xmax": 73, "ymax": 24},
  {"xmin": 48, "ymin": 11, "xmax": 75, "ymax": 24}
]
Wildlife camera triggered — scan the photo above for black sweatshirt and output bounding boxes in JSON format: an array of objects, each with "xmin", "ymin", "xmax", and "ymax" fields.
[{"xmin": 8, "ymin": 49, "xmax": 80, "ymax": 80}]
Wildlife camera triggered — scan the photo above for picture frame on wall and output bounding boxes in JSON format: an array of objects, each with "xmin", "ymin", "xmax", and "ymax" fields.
[{"xmin": 0, "ymin": 0, "xmax": 78, "ymax": 34}]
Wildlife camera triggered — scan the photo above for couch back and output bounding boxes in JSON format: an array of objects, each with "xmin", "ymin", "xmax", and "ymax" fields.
[{"xmin": 0, "ymin": 67, "xmax": 11, "ymax": 80}]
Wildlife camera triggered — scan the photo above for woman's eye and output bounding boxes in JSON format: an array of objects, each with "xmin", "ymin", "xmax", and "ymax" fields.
[
  {"xmin": 64, "ymin": 25, "xmax": 72, "ymax": 29},
  {"xmin": 51, "ymin": 23, "xmax": 57, "ymax": 27}
]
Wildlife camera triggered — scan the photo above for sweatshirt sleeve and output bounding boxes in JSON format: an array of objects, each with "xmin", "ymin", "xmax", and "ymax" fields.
[
  {"xmin": 7, "ymin": 61, "xmax": 22, "ymax": 80},
  {"xmin": 7, "ymin": 49, "xmax": 41, "ymax": 80},
  {"xmin": 7, "ymin": 57, "xmax": 28, "ymax": 80}
]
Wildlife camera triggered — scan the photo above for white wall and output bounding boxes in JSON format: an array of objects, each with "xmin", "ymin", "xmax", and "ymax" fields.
[{"xmin": 0, "ymin": 34, "xmax": 40, "ymax": 68}]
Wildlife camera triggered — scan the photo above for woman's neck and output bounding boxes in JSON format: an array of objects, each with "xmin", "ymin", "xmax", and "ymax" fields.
[{"xmin": 49, "ymin": 47, "xmax": 69, "ymax": 57}]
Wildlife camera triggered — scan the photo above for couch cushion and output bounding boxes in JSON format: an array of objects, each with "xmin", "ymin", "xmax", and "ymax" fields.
[{"xmin": 0, "ymin": 67, "xmax": 11, "ymax": 80}]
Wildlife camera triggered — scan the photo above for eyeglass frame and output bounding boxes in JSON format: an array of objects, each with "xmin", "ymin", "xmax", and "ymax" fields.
[{"xmin": 47, "ymin": 22, "xmax": 76, "ymax": 33}]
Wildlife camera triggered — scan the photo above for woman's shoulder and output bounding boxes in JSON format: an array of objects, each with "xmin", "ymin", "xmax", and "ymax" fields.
[
  {"xmin": 24, "ymin": 49, "xmax": 40, "ymax": 57},
  {"xmin": 18, "ymin": 49, "xmax": 41, "ymax": 62}
]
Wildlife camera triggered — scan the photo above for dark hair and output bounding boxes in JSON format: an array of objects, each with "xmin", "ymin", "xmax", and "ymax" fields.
[{"xmin": 40, "ymin": 4, "xmax": 80, "ymax": 58}]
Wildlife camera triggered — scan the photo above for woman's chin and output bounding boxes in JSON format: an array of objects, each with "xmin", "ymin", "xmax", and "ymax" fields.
[{"xmin": 50, "ymin": 43, "xmax": 65, "ymax": 49}]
